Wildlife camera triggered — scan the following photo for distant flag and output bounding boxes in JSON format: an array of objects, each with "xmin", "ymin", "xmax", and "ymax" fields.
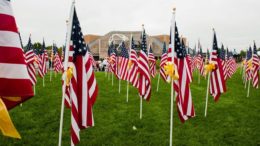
[
  {"xmin": 86, "ymin": 45, "xmax": 96, "ymax": 68},
  {"xmin": 110, "ymin": 42, "xmax": 119, "ymax": 79},
  {"xmin": 0, "ymin": 0, "xmax": 34, "ymax": 139},
  {"xmin": 118, "ymin": 42, "xmax": 129, "ymax": 81},
  {"xmin": 209, "ymin": 30, "xmax": 226, "ymax": 101},
  {"xmin": 252, "ymin": 41, "xmax": 259, "ymax": 88},
  {"xmin": 25, "ymin": 35, "xmax": 37, "ymax": 86},
  {"xmin": 173, "ymin": 23, "xmax": 195, "ymax": 122},
  {"xmin": 148, "ymin": 45, "xmax": 156, "ymax": 78},
  {"xmin": 38, "ymin": 39, "xmax": 48, "ymax": 78},
  {"xmin": 64, "ymin": 7, "xmax": 98, "ymax": 146},
  {"xmin": 138, "ymin": 26, "xmax": 151, "ymax": 101},
  {"xmin": 226, "ymin": 48, "xmax": 236, "ymax": 79},
  {"xmin": 53, "ymin": 45, "xmax": 63, "ymax": 72},
  {"xmin": 159, "ymin": 42, "xmax": 168, "ymax": 82},
  {"xmin": 128, "ymin": 36, "xmax": 139, "ymax": 88},
  {"xmin": 219, "ymin": 44, "xmax": 228, "ymax": 80},
  {"xmin": 246, "ymin": 46, "xmax": 253, "ymax": 81}
]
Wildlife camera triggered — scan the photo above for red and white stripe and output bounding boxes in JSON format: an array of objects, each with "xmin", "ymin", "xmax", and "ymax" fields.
[
  {"xmin": 174, "ymin": 57, "xmax": 195, "ymax": 122},
  {"xmin": 138, "ymin": 50, "xmax": 151, "ymax": 101},
  {"xmin": 159, "ymin": 52, "xmax": 167, "ymax": 82},
  {"xmin": 38, "ymin": 52, "xmax": 48, "ymax": 78},
  {"xmin": 252, "ymin": 53, "xmax": 259, "ymax": 88},
  {"xmin": 0, "ymin": 0, "xmax": 33, "ymax": 109},
  {"xmin": 148, "ymin": 50, "xmax": 156, "ymax": 78},
  {"xmin": 25, "ymin": 49, "xmax": 37, "ymax": 85},
  {"xmin": 119, "ymin": 56, "xmax": 129, "ymax": 81},
  {"xmin": 209, "ymin": 50, "xmax": 226, "ymax": 101},
  {"xmin": 128, "ymin": 48, "xmax": 139, "ymax": 88},
  {"xmin": 54, "ymin": 53, "xmax": 64, "ymax": 72}
]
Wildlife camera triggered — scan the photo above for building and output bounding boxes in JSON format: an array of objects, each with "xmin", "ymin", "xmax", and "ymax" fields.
[{"xmin": 84, "ymin": 31, "xmax": 172, "ymax": 60}]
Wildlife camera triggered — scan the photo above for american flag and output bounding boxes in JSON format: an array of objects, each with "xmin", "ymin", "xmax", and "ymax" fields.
[
  {"xmin": 246, "ymin": 47, "xmax": 253, "ymax": 81},
  {"xmin": 25, "ymin": 35, "xmax": 37, "ymax": 86},
  {"xmin": 159, "ymin": 42, "xmax": 168, "ymax": 82},
  {"xmin": 148, "ymin": 45, "xmax": 156, "ymax": 78},
  {"xmin": 118, "ymin": 42, "xmax": 129, "ymax": 81},
  {"xmin": 226, "ymin": 49, "xmax": 236, "ymax": 79},
  {"xmin": 110, "ymin": 42, "xmax": 119, "ymax": 79},
  {"xmin": 195, "ymin": 41, "xmax": 204, "ymax": 76},
  {"xmin": 0, "ymin": 0, "xmax": 33, "ymax": 109},
  {"xmin": 172, "ymin": 23, "xmax": 195, "ymax": 122},
  {"xmin": 38, "ymin": 40, "xmax": 48, "ymax": 78},
  {"xmin": 219, "ymin": 44, "xmax": 228, "ymax": 80},
  {"xmin": 53, "ymin": 45, "xmax": 63, "ymax": 72},
  {"xmin": 138, "ymin": 27, "xmax": 151, "ymax": 101},
  {"xmin": 209, "ymin": 30, "xmax": 226, "ymax": 102},
  {"xmin": 86, "ymin": 45, "xmax": 96, "ymax": 68},
  {"xmin": 66, "ymin": 8, "xmax": 98, "ymax": 146},
  {"xmin": 128, "ymin": 36, "xmax": 139, "ymax": 88},
  {"xmin": 252, "ymin": 42, "xmax": 259, "ymax": 88}
]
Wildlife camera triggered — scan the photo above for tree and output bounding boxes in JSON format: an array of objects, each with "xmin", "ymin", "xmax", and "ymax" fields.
[{"xmin": 240, "ymin": 50, "xmax": 246, "ymax": 58}]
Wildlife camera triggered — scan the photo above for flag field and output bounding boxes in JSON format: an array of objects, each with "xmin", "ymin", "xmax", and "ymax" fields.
[{"xmin": 0, "ymin": 68, "xmax": 259, "ymax": 145}]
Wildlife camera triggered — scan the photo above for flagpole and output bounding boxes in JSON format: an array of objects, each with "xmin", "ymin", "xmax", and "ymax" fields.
[
  {"xmin": 34, "ymin": 85, "xmax": 36, "ymax": 95},
  {"xmin": 169, "ymin": 8, "xmax": 176, "ymax": 146},
  {"xmin": 112, "ymin": 73, "xmax": 114, "ymax": 86},
  {"xmin": 119, "ymin": 79, "xmax": 121, "ymax": 93},
  {"xmin": 156, "ymin": 73, "xmax": 160, "ymax": 92},
  {"xmin": 140, "ymin": 96, "xmax": 142, "ymax": 119},
  {"xmin": 58, "ymin": 1, "xmax": 75, "ymax": 146},
  {"xmin": 247, "ymin": 70, "xmax": 252, "ymax": 97},
  {"xmin": 204, "ymin": 72, "xmax": 211, "ymax": 117}
]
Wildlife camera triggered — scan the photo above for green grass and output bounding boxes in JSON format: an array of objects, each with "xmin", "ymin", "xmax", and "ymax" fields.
[{"xmin": 0, "ymin": 68, "xmax": 260, "ymax": 146}]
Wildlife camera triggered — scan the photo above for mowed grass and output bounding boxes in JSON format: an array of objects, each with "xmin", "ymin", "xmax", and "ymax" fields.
[{"xmin": 0, "ymin": 68, "xmax": 260, "ymax": 146}]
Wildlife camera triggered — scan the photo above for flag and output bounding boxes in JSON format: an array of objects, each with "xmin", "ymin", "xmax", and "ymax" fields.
[
  {"xmin": 172, "ymin": 23, "xmax": 195, "ymax": 122},
  {"xmin": 246, "ymin": 47, "xmax": 253, "ymax": 81},
  {"xmin": 38, "ymin": 40, "xmax": 48, "ymax": 78},
  {"xmin": 86, "ymin": 45, "xmax": 96, "ymax": 69},
  {"xmin": 226, "ymin": 48, "xmax": 236, "ymax": 79},
  {"xmin": 209, "ymin": 30, "xmax": 226, "ymax": 102},
  {"xmin": 118, "ymin": 42, "xmax": 129, "ymax": 81},
  {"xmin": 0, "ymin": 0, "xmax": 34, "ymax": 139},
  {"xmin": 159, "ymin": 42, "xmax": 167, "ymax": 82},
  {"xmin": 0, "ymin": 0, "xmax": 34, "ymax": 109},
  {"xmin": 138, "ymin": 26, "xmax": 151, "ymax": 101},
  {"xmin": 148, "ymin": 45, "xmax": 156, "ymax": 78},
  {"xmin": 252, "ymin": 41, "xmax": 259, "ymax": 88},
  {"xmin": 110, "ymin": 42, "xmax": 119, "ymax": 79},
  {"xmin": 128, "ymin": 36, "xmax": 139, "ymax": 88},
  {"xmin": 219, "ymin": 44, "xmax": 228, "ymax": 80},
  {"xmin": 25, "ymin": 35, "xmax": 37, "ymax": 86},
  {"xmin": 54, "ymin": 45, "xmax": 64, "ymax": 72},
  {"xmin": 65, "ymin": 8, "xmax": 98, "ymax": 146}
]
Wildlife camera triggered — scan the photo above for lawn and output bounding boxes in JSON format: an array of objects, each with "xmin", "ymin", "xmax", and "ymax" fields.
[{"xmin": 0, "ymin": 68, "xmax": 260, "ymax": 146}]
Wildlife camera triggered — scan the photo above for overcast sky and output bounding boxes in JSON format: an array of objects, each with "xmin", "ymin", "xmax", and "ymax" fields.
[{"xmin": 12, "ymin": 0, "xmax": 260, "ymax": 52}]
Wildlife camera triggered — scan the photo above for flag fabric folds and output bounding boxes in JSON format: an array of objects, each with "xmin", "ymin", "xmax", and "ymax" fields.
[
  {"xmin": 0, "ymin": 0, "xmax": 33, "ymax": 109},
  {"xmin": 138, "ymin": 27, "xmax": 151, "ymax": 101},
  {"xmin": 252, "ymin": 42, "xmax": 259, "ymax": 88},
  {"xmin": 128, "ymin": 37, "xmax": 139, "ymax": 88},
  {"xmin": 0, "ymin": 0, "xmax": 34, "ymax": 139},
  {"xmin": 209, "ymin": 30, "xmax": 226, "ymax": 102},
  {"xmin": 246, "ymin": 47, "xmax": 253, "ymax": 81},
  {"xmin": 25, "ymin": 35, "xmax": 37, "ymax": 86},
  {"xmin": 159, "ymin": 42, "xmax": 168, "ymax": 82},
  {"xmin": 38, "ymin": 40, "xmax": 48, "ymax": 78},
  {"xmin": 118, "ymin": 42, "xmax": 129, "ymax": 81},
  {"xmin": 172, "ymin": 23, "xmax": 195, "ymax": 122},
  {"xmin": 148, "ymin": 45, "xmax": 156, "ymax": 78},
  {"xmin": 65, "ymin": 8, "xmax": 98, "ymax": 146}
]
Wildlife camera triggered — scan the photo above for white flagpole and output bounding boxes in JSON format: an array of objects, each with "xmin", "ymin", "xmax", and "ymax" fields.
[
  {"xmin": 169, "ymin": 8, "xmax": 176, "ymax": 146},
  {"xmin": 204, "ymin": 72, "xmax": 211, "ymax": 117},
  {"xmin": 58, "ymin": 1, "xmax": 75, "ymax": 146},
  {"xmin": 119, "ymin": 79, "xmax": 121, "ymax": 93},
  {"xmin": 156, "ymin": 73, "xmax": 160, "ymax": 92}
]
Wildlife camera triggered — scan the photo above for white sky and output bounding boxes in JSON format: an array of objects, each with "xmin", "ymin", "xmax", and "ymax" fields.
[{"xmin": 12, "ymin": 0, "xmax": 260, "ymax": 52}]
